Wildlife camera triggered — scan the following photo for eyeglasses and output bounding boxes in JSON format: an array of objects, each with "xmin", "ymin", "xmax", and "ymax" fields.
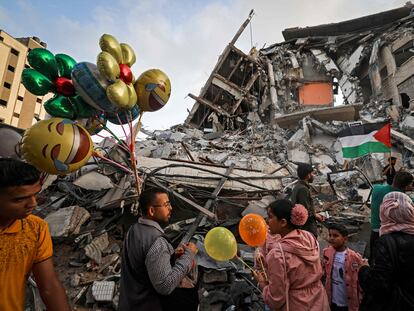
[{"xmin": 152, "ymin": 202, "xmax": 172, "ymax": 209}]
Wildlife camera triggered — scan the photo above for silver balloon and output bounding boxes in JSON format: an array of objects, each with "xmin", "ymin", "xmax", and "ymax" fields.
[{"xmin": 0, "ymin": 127, "xmax": 22, "ymax": 158}]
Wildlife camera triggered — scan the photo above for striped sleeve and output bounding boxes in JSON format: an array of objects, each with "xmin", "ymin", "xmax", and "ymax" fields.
[{"xmin": 145, "ymin": 236, "xmax": 194, "ymax": 295}]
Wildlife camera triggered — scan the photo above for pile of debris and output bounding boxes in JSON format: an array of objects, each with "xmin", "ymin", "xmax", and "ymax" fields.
[
  {"xmin": 21, "ymin": 3, "xmax": 414, "ymax": 310},
  {"xmin": 25, "ymin": 118, "xmax": 376, "ymax": 310}
]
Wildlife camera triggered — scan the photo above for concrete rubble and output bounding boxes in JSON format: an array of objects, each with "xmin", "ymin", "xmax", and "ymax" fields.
[{"xmin": 20, "ymin": 3, "xmax": 414, "ymax": 310}]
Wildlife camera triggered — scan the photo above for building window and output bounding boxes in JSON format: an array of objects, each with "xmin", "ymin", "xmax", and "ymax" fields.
[
  {"xmin": 36, "ymin": 98, "xmax": 42, "ymax": 103},
  {"xmin": 17, "ymin": 96, "xmax": 23, "ymax": 101},
  {"xmin": 3, "ymin": 82, "xmax": 11, "ymax": 89},
  {"xmin": 7, "ymin": 65, "xmax": 15, "ymax": 72},
  {"xmin": 11, "ymin": 48, "xmax": 19, "ymax": 56},
  {"xmin": 0, "ymin": 36, "xmax": 4, "ymax": 41},
  {"xmin": 394, "ymin": 41, "xmax": 414, "ymax": 68},
  {"xmin": 13, "ymin": 112, "xmax": 20, "ymax": 118},
  {"xmin": 0, "ymin": 99, "xmax": 7, "ymax": 107},
  {"xmin": 0, "ymin": 118, "xmax": 4, "ymax": 123}
]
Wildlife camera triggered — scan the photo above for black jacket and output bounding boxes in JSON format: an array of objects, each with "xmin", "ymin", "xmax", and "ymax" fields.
[
  {"xmin": 290, "ymin": 180, "xmax": 317, "ymax": 237},
  {"xmin": 359, "ymin": 232, "xmax": 414, "ymax": 311}
]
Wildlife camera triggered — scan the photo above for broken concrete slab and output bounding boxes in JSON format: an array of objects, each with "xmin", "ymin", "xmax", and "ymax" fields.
[
  {"xmin": 84, "ymin": 233, "xmax": 109, "ymax": 264},
  {"xmin": 137, "ymin": 156, "xmax": 284, "ymax": 192},
  {"xmin": 274, "ymin": 105, "xmax": 362, "ymax": 129},
  {"xmin": 73, "ymin": 171, "xmax": 113, "ymax": 191},
  {"xmin": 45, "ymin": 206, "xmax": 90, "ymax": 238},
  {"xmin": 242, "ymin": 195, "xmax": 276, "ymax": 218},
  {"xmin": 152, "ymin": 142, "xmax": 174, "ymax": 158},
  {"xmin": 401, "ymin": 115, "xmax": 414, "ymax": 138}
]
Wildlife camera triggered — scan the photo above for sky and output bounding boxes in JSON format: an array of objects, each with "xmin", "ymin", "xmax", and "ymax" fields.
[{"xmin": 0, "ymin": 0, "xmax": 408, "ymax": 137}]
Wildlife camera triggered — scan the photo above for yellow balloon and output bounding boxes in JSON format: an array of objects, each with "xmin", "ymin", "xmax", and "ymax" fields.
[
  {"xmin": 99, "ymin": 34, "xmax": 122, "ymax": 64},
  {"xmin": 134, "ymin": 69, "xmax": 171, "ymax": 112},
  {"xmin": 106, "ymin": 79, "xmax": 135, "ymax": 110},
  {"xmin": 21, "ymin": 118, "xmax": 93, "ymax": 175},
  {"xmin": 120, "ymin": 43, "xmax": 136, "ymax": 67},
  {"xmin": 96, "ymin": 34, "xmax": 138, "ymax": 111},
  {"xmin": 97, "ymin": 51, "xmax": 120, "ymax": 81},
  {"xmin": 204, "ymin": 227, "xmax": 237, "ymax": 261}
]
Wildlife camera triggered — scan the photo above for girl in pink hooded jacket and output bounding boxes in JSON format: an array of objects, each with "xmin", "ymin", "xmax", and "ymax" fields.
[{"xmin": 254, "ymin": 199, "xmax": 330, "ymax": 311}]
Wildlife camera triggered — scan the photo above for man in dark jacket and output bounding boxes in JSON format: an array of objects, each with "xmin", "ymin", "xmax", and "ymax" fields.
[
  {"xmin": 118, "ymin": 188, "xmax": 198, "ymax": 311},
  {"xmin": 368, "ymin": 171, "xmax": 413, "ymax": 264},
  {"xmin": 290, "ymin": 163, "xmax": 324, "ymax": 237}
]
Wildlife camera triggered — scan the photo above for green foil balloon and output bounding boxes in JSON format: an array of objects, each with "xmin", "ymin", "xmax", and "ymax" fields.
[
  {"xmin": 27, "ymin": 48, "xmax": 59, "ymax": 81},
  {"xmin": 70, "ymin": 95, "xmax": 97, "ymax": 118},
  {"xmin": 21, "ymin": 68, "xmax": 54, "ymax": 96},
  {"xmin": 56, "ymin": 54, "xmax": 77, "ymax": 79},
  {"xmin": 44, "ymin": 95, "xmax": 97, "ymax": 119},
  {"xmin": 44, "ymin": 95, "xmax": 75, "ymax": 119}
]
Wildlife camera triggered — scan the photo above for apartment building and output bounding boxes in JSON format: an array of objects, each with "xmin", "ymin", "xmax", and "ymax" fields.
[{"xmin": 0, "ymin": 30, "xmax": 49, "ymax": 129}]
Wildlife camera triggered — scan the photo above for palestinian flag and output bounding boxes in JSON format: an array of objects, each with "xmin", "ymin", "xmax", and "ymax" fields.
[{"xmin": 338, "ymin": 122, "xmax": 391, "ymax": 159}]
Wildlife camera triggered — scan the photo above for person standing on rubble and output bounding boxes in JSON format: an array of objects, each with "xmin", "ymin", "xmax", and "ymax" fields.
[
  {"xmin": 322, "ymin": 223, "xmax": 366, "ymax": 311},
  {"xmin": 0, "ymin": 158, "xmax": 71, "ymax": 311},
  {"xmin": 253, "ymin": 199, "xmax": 330, "ymax": 311},
  {"xmin": 382, "ymin": 156, "xmax": 398, "ymax": 185},
  {"xmin": 290, "ymin": 163, "xmax": 325, "ymax": 238},
  {"xmin": 368, "ymin": 171, "xmax": 413, "ymax": 264},
  {"xmin": 119, "ymin": 188, "xmax": 199, "ymax": 311}
]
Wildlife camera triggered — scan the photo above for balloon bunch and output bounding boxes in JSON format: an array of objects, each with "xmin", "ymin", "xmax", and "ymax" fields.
[
  {"xmin": 20, "ymin": 33, "xmax": 172, "ymax": 177},
  {"xmin": 204, "ymin": 214, "xmax": 268, "ymax": 276},
  {"xmin": 22, "ymin": 49, "xmax": 96, "ymax": 119}
]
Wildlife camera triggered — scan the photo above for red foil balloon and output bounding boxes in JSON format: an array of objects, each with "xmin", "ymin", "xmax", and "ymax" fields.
[
  {"xmin": 55, "ymin": 77, "xmax": 75, "ymax": 97},
  {"xmin": 119, "ymin": 64, "xmax": 133, "ymax": 84}
]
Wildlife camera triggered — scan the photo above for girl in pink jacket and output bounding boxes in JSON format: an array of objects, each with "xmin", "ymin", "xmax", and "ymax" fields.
[{"xmin": 254, "ymin": 199, "xmax": 330, "ymax": 311}]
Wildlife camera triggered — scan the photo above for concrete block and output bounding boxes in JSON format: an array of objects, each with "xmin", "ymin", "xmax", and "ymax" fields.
[
  {"xmin": 401, "ymin": 115, "xmax": 414, "ymax": 138},
  {"xmin": 45, "ymin": 206, "xmax": 90, "ymax": 238},
  {"xmin": 287, "ymin": 148, "xmax": 311, "ymax": 163},
  {"xmin": 203, "ymin": 270, "xmax": 228, "ymax": 284}
]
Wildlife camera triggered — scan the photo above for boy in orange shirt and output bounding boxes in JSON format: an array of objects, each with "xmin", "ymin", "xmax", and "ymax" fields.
[{"xmin": 0, "ymin": 158, "xmax": 70, "ymax": 311}]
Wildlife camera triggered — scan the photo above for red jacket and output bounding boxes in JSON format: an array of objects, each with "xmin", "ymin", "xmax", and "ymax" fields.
[{"xmin": 322, "ymin": 246, "xmax": 364, "ymax": 311}]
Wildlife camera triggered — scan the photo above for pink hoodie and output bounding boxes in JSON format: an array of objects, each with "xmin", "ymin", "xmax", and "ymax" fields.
[
  {"xmin": 322, "ymin": 246, "xmax": 364, "ymax": 311},
  {"xmin": 260, "ymin": 229, "xmax": 330, "ymax": 311}
]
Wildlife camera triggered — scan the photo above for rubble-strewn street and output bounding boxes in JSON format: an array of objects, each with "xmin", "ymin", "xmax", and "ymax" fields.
[{"xmin": 1, "ymin": 2, "xmax": 414, "ymax": 311}]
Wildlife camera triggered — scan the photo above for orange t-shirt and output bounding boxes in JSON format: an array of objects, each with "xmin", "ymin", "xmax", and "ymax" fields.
[{"xmin": 0, "ymin": 215, "xmax": 53, "ymax": 311}]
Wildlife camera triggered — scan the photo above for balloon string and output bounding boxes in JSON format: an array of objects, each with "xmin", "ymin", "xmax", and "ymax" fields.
[
  {"xmin": 236, "ymin": 256, "xmax": 255, "ymax": 274},
  {"xmin": 116, "ymin": 113, "xmax": 129, "ymax": 146},
  {"xmin": 95, "ymin": 134, "xmax": 130, "ymax": 153},
  {"xmin": 129, "ymin": 111, "xmax": 144, "ymax": 196},
  {"xmin": 133, "ymin": 111, "xmax": 144, "ymax": 142},
  {"xmin": 97, "ymin": 120, "xmax": 129, "ymax": 150},
  {"xmin": 93, "ymin": 152, "xmax": 133, "ymax": 174},
  {"xmin": 127, "ymin": 111, "xmax": 133, "ymax": 147}
]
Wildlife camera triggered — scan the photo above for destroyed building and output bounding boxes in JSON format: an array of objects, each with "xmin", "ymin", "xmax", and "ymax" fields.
[
  {"xmin": 14, "ymin": 3, "xmax": 414, "ymax": 311},
  {"xmin": 185, "ymin": 4, "xmax": 414, "ymax": 139}
]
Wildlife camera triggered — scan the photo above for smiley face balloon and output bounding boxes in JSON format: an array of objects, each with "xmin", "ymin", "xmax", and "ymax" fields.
[
  {"xmin": 134, "ymin": 69, "xmax": 171, "ymax": 112},
  {"xmin": 21, "ymin": 118, "xmax": 93, "ymax": 175}
]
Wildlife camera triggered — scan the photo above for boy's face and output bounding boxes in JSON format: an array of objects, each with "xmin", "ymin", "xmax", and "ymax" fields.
[
  {"xmin": 0, "ymin": 181, "xmax": 42, "ymax": 221},
  {"xmin": 328, "ymin": 229, "xmax": 347, "ymax": 250}
]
